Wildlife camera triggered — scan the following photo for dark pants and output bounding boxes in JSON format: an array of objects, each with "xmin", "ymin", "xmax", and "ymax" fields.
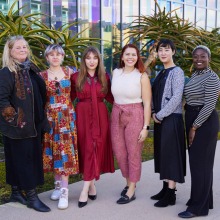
[{"xmin": 185, "ymin": 105, "xmax": 219, "ymax": 216}]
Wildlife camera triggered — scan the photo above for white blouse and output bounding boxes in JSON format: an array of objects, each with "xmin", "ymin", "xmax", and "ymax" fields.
[{"xmin": 111, "ymin": 68, "xmax": 142, "ymax": 104}]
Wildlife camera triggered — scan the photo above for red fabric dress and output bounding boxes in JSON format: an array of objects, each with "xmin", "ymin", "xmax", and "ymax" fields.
[{"xmin": 71, "ymin": 72, "xmax": 115, "ymax": 181}]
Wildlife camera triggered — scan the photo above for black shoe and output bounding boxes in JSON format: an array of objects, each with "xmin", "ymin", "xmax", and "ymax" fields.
[
  {"xmin": 117, "ymin": 194, "xmax": 136, "ymax": 204},
  {"xmin": 9, "ymin": 186, "xmax": 27, "ymax": 205},
  {"xmin": 78, "ymin": 201, "xmax": 88, "ymax": 208},
  {"xmin": 88, "ymin": 194, "xmax": 97, "ymax": 200},
  {"xmin": 178, "ymin": 211, "xmax": 197, "ymax": 218},
  {"xmin": 154, "ymin": 188, "xmax": 176, "ymax": 208},
  {"xmin": 151, "ymin": 181, "xmax": 168, "ymax": 200},
  {"xmin": 120, "ymin": 186, "xmax": 129, "ymax": 196},
  {"xmin": 26, "ymin": 189, "xmax": 51, "ymax": 212}
]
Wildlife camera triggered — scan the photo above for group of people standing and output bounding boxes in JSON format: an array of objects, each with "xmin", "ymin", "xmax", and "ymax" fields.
[{"xmin": 0, "ymin": 35, "xmax": 219, "ymax": 219}]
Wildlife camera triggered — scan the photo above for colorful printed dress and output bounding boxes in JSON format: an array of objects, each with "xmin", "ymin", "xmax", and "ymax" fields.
[{"xmin": 40, "ymin": 67, "xmax": 79, "ymax": 176}]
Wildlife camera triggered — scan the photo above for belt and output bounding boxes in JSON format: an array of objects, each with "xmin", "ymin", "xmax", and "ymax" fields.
[
  {"xmin": 79, "ymin": 98, "xmax": 103, "ymax": 102},
  {"xmin": 184, "ymin": 104, "xmax": 203, "ymax": 112}
]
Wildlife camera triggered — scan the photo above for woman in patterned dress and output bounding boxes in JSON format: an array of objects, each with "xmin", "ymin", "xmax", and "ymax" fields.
[{"xmin": 40, "ymin": 44, "xmax": 79, "ymax": 210}]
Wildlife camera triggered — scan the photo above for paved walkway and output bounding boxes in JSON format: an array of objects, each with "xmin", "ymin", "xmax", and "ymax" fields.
[{"xmin": 1, "ymin": 142, "xmax": 220, "ymax": 220}]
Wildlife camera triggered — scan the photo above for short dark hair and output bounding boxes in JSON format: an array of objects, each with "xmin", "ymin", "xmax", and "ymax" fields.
[{"xmin": 156, "ymin": 39, "xmax": 176, "ymax": 52}]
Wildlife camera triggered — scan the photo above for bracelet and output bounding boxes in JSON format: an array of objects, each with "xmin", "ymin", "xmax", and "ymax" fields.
[{"xmin": 143, "ymin": 125, "xmax": 150, "ymax": 130}]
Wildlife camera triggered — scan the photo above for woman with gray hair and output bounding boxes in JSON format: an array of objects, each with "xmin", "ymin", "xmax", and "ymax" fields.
[
  {"xmin": 40, "ymin": 44, "xmax": 79, "ymax": 210},
  {"xmin": 0, "ymin": 36, "xmax": 50, "ymax": 212},
  {"xmin": 178, "ymin": 45, "xmax": 220, "ymax": 218}
]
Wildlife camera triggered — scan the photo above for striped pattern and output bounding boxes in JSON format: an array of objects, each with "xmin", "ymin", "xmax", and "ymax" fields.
[{"xmin": 184, "ymin": 67, "xmax": 220, "ymax": 127}]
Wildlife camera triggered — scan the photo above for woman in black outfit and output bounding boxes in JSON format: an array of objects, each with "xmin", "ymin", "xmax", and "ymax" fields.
[
  {"xmin": 178, "ymin": 45, "xmax": 219, "ymax": 218},
  {"xmin": 151, "ymin": 39, "xmax": 186, "ymax": 208},
  {"xmin": 0, "ymin": 36, "xmax": 50, "ymax": 212}
]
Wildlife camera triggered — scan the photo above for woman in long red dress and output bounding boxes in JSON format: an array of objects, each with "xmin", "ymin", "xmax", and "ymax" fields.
[{"xmin": 71, "ymin": 46, "xmax": 115, "ymax": 208}]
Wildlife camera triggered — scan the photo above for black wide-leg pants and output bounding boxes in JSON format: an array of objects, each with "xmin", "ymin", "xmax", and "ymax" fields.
[{"xmin": 185, "ymin": 105, "xmax": 219, "ymax": 216}]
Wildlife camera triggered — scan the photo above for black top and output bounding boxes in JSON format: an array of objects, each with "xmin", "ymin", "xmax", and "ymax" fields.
[{"xmin": 152, "ymin": 67, "xmax": 175, "ymax": 113}]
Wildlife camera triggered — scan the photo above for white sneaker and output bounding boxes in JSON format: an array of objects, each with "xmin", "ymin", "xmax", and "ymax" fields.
[
  {"xmin": 50, "ymin": 181, "xmax": 61, "ymax": 201},
  {"xmin": 58, "ymin": 188, "xmax": 69, "ymax": 210}
]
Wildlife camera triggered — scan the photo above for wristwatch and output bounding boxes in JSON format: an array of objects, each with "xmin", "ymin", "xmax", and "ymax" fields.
[{"xmin": 143, "ymin": 125, "xmax": 150, "ymax": 130}]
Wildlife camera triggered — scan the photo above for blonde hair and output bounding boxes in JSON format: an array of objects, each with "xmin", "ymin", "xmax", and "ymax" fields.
[
  {"xmin": 77, "ymin": 46, "xmax": 107, "ymax": 93},
  {"xmin": 2, "ymin": 35, "xmax": 30, "ymax": 73}
]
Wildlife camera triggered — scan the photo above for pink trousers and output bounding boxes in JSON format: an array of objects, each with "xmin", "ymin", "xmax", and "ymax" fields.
[{"xmin": 111, "ymin": 103, "xmax": 144, "ymax": 182}]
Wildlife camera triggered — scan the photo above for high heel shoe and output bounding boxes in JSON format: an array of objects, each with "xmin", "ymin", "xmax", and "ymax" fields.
[
  {"xmin": 78, "ymin": 192, "xmax": 88, "ymax": 208},
  {"xmin": 78, "ymin": 201, "xmax": 87, "ymax": 208},
  {"xmin": 88, "ymin": 194, "xmax": 97, "ymax": 200}
]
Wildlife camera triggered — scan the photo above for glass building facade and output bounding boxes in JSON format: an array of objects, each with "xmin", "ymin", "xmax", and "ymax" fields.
[{"xmin": 0, "ymin": 0, "xmax": 219, "ymax": 71}]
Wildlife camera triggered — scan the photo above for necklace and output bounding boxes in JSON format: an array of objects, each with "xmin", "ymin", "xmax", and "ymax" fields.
[{"xmin": 48, "ymin": 68, "xmax": 62, "ymax": 80}]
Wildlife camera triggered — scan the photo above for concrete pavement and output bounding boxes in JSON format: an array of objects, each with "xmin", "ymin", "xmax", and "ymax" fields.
[{"xmin": 1, "ymin": 142, "xmax": 220, "ymax": 220}]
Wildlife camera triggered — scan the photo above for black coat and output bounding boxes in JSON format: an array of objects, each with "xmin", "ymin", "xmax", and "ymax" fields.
[{"xmin": 0, "ymin": 64, "xmax": 49, "ymax": 139}]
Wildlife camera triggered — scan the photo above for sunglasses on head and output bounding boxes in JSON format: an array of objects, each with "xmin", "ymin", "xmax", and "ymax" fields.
[{"xmin": 55, "ymin": 81, "xmax": 60, "ymax": 94}]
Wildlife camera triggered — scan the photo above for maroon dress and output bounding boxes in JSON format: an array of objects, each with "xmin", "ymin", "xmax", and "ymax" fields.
[{"xmin": 71, "ymin": 72, "xmax": 115, "ymax": 181}]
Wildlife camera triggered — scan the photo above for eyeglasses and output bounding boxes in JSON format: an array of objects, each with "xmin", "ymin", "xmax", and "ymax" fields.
[{"xmin": 55, "ymin": 81, "xmax": 60, "ymax": 94}]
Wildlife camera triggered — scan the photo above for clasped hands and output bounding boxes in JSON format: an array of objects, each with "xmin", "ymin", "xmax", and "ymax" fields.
[
  {"xmin": 152, "ymin": 113, "xmax": 161, "ymax": 124},
  {"xmin": 2, "ymin": 106, "xmax": 17, "ymax": 122}
]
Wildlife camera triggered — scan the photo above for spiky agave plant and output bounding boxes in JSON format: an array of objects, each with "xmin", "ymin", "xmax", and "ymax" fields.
[
  {"xmin": 0, "ymin": 0, "xmax": 101, "ymax": 70},
  {"xmin": 124, "ymin": 1, "xmax": 220, "ymax": 75}
]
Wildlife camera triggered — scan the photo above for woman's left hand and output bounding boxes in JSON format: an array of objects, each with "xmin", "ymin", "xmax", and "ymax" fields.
[
  {"xmin": 152, "ymin": 113, "xmax": 161, "ymax": 124},
  {"xmin": 138, "ymin": 129, "xmax": 148, "ymax": 142},
  {"xmin": 188, "ymin": 128, "xmax": 196, "ymax": 147}
]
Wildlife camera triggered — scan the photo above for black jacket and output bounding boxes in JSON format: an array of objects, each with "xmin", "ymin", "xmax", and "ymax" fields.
[{"xmin": 0, "ymin": 64, "xmax": 49, "ymax": 139}]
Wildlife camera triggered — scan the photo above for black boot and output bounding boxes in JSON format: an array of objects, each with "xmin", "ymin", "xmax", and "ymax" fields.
[
  {"xmin": 151, "ymin": 181, "xmax": 168, "ymax": 200},
  {"xmin": 26, "ymin": 189, "xmax": 51, "ymax": 212},
  {"xmin": 9, "ymin": 186, "xmax": 27, "ymax": 205},
  {"xmin": 154, "ymin": 188, "xmax": 176, "ymax": 207}
]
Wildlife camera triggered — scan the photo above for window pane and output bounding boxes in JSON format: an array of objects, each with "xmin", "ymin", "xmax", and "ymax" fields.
[
  {"xmin": 196, "ymin": 7, "xmax": 206, "ymax": 29},
  {"xmin": 39, "ymin": 1, "xmax": 50, "ymax": 27},
  {"xmin": 217, "ymin": 11, "xmax": 220, "ymax": 27},
  {"xmin": 184, "ymin": 0, "xmax": 196, "ymax": 4},
  {"xmin": 207, "ymin": 9, "xmax": 216, "ymax": 30},
  {"xmin": 122, "ymin": 0, "xmax": 139, "ymax": 45},
  {"xmin": 112, "ymin": 0, "xmax": 121, "ymax": 69},
  {"xmin": 66, "ymin": 0, "xmax": 77, "ymax": 35},
  {"xmin": 197, "ymin": 0, "xmax": 206, "ymax": 7},
  {"xmin": 91, "ymin": 0, "xmax": 101, "ymax": 39},
  {"xmin": 20, "ymin": 0, "xmax": 50, "ymax": 27},
  {"xmin": 171, "ymin": 2, "xmax": 183, "ymax": 19},
  {"xmin": 207, "ymin": 0, "xmax": 216, "ymax": 9},
  {"xmin": 102, "ymin": 0, "xmax": 113, "ymax": 73},
  {"xmin": 78, "ymin": 0, "xmax": 90, "ymax": 38},
  {"xmin": 140, "ymin": 0, "xmax": 152, "ymax": 15},
  {"xmin": 78, "ymin": 0, "xmax": 101, "ymax": 39},
  {"xmin": 184, "ymin": 5, "xmax": 195, "ymax": 24},
  {"xmin": 157, "ymin": 0, "xmax": 171, "ymax": 13},
  {"xmin": 0, "ymin": 0, "xmax": 18, "ymax": 14},
  {"xmin": 53, "ymin": 0, "xmax": 62, "ymax": 29}
]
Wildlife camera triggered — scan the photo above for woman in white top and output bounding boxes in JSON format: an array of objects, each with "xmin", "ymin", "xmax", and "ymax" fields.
[{"xmin": 111, "ymin": 44, "xmax": 151, "ymax": 204}]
